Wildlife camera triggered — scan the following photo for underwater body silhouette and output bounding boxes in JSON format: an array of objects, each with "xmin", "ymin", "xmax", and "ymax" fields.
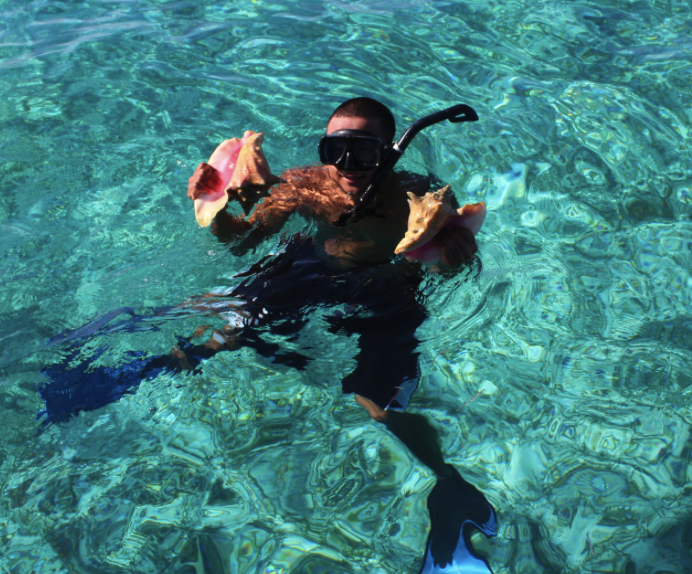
[
  {"xmin": 38, "ymin": 233, "xmax": 498, "ymax": 573},
  {"xmin": 39, "ymin": 234, "xmax": 424, "ymax": 422}
]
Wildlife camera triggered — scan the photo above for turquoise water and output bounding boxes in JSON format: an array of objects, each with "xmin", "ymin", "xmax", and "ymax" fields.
[{"xmin": 1, "ymin": 0, "xmax": 692, "ymax": 572}]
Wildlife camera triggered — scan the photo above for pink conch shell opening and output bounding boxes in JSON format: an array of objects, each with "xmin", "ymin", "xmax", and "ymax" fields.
[
  {"xmin": 211, "ymin": 130, "xmax": 255, "ymax": 186},
  {"xmin": 394, "ymin": 185, "xmax": 486, "ymax": 264},
  {"xmin": 194, "ymin": 130, "xmax": 278, "ymax": 227}
]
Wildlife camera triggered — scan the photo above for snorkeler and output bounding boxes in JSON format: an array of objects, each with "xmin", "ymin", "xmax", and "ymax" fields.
[
  {"xmin": 185, "ymin": 97, "xmax": 498, "ymax": 573},
  {"xmin": 39, "ymin": 97, "xmax": 497, "ymax": 573}
]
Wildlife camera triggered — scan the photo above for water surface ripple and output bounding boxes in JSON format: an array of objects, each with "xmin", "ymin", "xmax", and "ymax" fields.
[{"xmin": 1, "ymin": 0, "xmax": 691, "ymax": 573}]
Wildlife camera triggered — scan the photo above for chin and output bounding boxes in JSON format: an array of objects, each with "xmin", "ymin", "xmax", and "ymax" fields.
[
  {"xmin": 327, "ymin": 165, "xmax": 374, "ymax": 195},
  {"xmin": 340, "ymin": 173, "xmax": 373, "ymax": 195}
]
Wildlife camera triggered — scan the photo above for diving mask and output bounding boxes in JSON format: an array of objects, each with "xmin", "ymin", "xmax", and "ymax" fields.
[{"xmin": 318, "ymin": 129, "xmax": 388, "ymax": 172}]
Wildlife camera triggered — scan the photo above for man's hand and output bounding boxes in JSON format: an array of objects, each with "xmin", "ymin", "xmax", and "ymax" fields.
[
  {"xmin": 234, "ymin": 183, "xmax": 278, "ymax": 216},
  {"xmin": 432, "ymin": 226, "xmax": 478, "ymax": 266}
]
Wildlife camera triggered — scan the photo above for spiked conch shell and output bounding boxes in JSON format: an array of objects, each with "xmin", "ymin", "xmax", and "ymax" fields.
[
  {"xmin": 394, "ymin": 185, "xmax": 486, "ymax": 264},
  {"xmin": 194, "ymin": 131, "xmax": 279, "ymax": 227}
]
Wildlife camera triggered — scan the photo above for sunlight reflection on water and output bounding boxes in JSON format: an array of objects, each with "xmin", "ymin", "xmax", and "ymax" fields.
[{"xmin": 1, "ymin": 0, "xmax": 692, "ymax": 572}]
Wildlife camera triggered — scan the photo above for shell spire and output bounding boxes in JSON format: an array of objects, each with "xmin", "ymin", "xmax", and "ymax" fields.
[{"xmin": 227, "ymin": 132, "xmax": 280, "ymax": 190}]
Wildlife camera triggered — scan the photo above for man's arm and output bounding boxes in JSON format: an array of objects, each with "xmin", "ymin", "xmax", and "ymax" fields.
[
  {"xmin": 188, "ymin": 159, "xmax": 293, "ymax": 248},
  {"xmin": 210, "ymin": 195, "xmax": 293, "ymax": 249}
]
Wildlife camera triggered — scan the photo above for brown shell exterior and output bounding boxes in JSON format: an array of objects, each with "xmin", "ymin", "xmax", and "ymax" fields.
[
  {"xmin": 227, "ymin": 132, "xmax": 280, "ymax": 189},
  {"xmin": 395, "ymin": 185, "xmax": 460, "ymax": 254}
]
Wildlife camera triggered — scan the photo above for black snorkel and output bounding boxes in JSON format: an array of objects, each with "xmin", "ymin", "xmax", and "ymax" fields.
[{"xmin": 333, "ymin": 103, "xmax": 479, "ymax": 227}]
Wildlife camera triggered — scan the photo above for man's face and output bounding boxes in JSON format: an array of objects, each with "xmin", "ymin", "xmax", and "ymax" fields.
[{"xmin": 325, "ymin": 115, "xmax": 387, "ymax": 196}]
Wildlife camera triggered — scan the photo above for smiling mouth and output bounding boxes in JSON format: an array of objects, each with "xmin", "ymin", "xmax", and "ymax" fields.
[{"xmin": 340, "ymin": 172, "xmax": 366, "ymax": 182}]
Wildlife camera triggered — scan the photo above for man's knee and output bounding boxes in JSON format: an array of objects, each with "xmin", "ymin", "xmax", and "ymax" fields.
[{"xmin": 354, "ymin": 394, "xmax": 388, "ymax": 422}]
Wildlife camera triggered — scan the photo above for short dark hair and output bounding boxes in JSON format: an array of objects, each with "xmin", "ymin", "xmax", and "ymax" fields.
[{"xmin": 328, "ymin": 97, "xmax": 396, "ymax": 142}]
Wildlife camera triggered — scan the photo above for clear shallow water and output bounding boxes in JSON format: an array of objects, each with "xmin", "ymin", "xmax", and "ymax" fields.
[{"xmin": 1, "ymin": 0, "xmax": 692, "ymax": 572}]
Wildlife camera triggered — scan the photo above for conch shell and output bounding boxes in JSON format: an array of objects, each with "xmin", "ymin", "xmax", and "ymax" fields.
[
  {"xmin": 394, "ymin": 185, "xmax": 486, "ymax": 264},
  {"xmin": 194, "ymin": 130, "xmax": 279, "ymax": 227}
]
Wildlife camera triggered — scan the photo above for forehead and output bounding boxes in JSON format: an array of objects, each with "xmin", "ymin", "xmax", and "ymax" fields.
[{"xmin": 326, "ymin": 115, "xmax": 385, "ymax": 138}]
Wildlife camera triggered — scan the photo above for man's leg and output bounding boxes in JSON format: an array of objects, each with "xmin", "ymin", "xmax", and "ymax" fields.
[
  {"xmin": 355, "ymin": 395, "xmax": 498, "ymax": 572},
  {"xmin": 355, "ymin": 395, "xmax": 452, "ymax": 479},
  {"xmin": 327, "ymin": 305, "xmax": 426, "ymax": 409},
  {"xmin": 172, "ymin": 319, "xmax": 312, "ymax": 371},
  {"xmin": 330, "ymin": 308, "xmax": 498, "ymax": 573}
]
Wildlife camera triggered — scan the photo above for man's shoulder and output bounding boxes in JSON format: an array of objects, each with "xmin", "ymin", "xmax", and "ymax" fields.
[
  {"xmin": 273, "ymin": 165, "xmax": 339, "ymax": 197},
  {"xmin": 265, "ymin": 165, "xmax": 351, "ymax": 220},
  {"xmin": 280, "ymin": 165, "xmax": 328, "ymax": 183}
]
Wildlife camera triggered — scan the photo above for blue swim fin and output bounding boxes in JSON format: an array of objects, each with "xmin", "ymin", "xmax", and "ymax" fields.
[
  {"xmin": 419, "ymin": 465, "xmax": 497, "ymax": 574},
  {"xmin": 37, "ymin": 346, "xmax": 182, "ymax": 424}
]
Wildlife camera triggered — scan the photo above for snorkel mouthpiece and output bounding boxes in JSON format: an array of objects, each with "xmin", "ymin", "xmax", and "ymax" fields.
[{"xmin": 333, "ymin": 104, "xmax": 479, "ymax": 227}]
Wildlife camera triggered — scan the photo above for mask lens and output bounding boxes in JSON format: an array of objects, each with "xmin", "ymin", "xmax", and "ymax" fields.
[
  {"xmin": 319, "ymin": 133, "xmax": 384, "ymax": 171},
  {"xmin": 352, "ymin": 139, "xmax": 380, "ymax": 166},
  {"xmin": 323, "ymin": 139, "xmax": 348, "ymax": 164}
]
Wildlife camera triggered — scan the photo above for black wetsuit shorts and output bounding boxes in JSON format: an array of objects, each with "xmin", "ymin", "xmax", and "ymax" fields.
[{"xmin": 214, "ymin": 233, "xmax": 427, "ymax": 410}]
